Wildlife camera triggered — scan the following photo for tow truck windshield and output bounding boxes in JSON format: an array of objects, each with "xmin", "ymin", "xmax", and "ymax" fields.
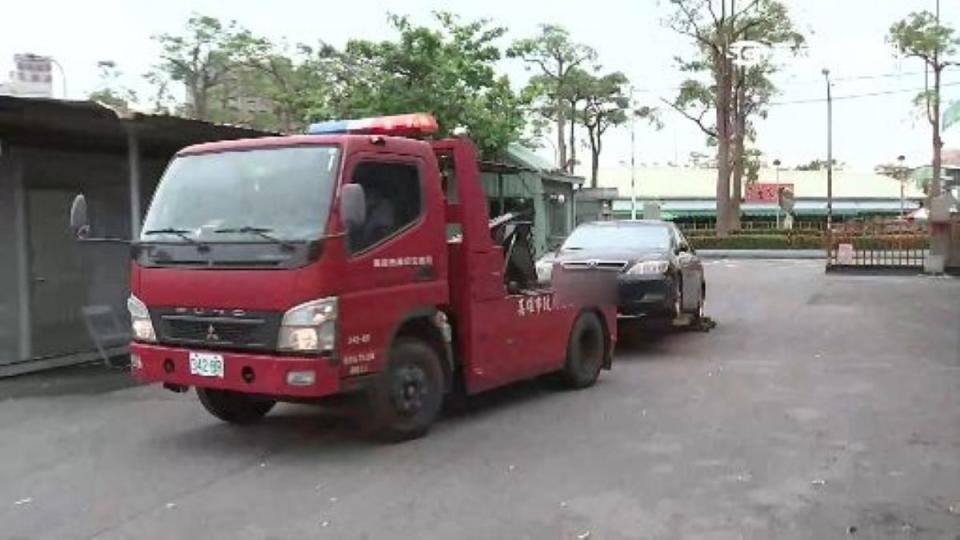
[{"xmin": 141, "ymin": 145, "xmax": 341, "ymax": 244}]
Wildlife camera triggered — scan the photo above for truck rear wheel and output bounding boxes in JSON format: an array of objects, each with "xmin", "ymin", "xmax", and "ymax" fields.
[
  {"xmin": 196, "ymin": 388, "xmax": 275, "ymax": 424},
  {"xmin": 560, "ymin": 312, "xmax": 605, "ymax": 389},
  {"xmin": 366, "ymin": 338, "xmax": 444, "ymax": 442}
]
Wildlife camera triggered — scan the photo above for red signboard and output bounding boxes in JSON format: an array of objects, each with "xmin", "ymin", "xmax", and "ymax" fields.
[{"xmin": 745, "ymin": 182, "xmax": 794, "ymax": 202}]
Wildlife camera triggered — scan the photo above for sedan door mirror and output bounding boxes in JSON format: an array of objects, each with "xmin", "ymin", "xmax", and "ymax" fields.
[
  {"xmin": 339, "ymin": 184, "xmax": 366, "ymax": 228},
  {"xmin": 677, "ymin": 243, "xmax": 690, "ymax": 254},
  {"xmin": 69, "ymin": 194, "xmax": 90, "ymax": 239}
]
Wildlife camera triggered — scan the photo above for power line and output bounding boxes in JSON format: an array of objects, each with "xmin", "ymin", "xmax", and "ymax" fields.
[
  {"xmin": 630, "ymin": 67, "xmax": 959, "ymax": 98},
  {"xmin": 768, "ymin": 81, "xmax": 960, "ymax": 106}
]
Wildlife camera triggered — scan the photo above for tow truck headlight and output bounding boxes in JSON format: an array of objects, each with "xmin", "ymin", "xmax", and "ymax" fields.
[
  {"xmin": 626, "ymin": 260, "xmax": 670, "ymax": 275},
  {"xmin": 278, "ymin": 297, "xmax": 338, "ymax": 354},
  {"xmin": 127, "ymin": 295, "xmax": 156, "ymax": 342}
]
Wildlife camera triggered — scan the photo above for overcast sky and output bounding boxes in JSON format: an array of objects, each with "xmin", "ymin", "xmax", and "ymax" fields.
[{"xmin": 2, "ymin": 0, "xmax": 958, "ymax": 171}]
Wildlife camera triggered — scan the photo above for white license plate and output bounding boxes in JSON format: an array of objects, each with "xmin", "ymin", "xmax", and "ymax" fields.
[{"xmin": 189, "ymin": 352, "xmax": 225, "ymax": 378}]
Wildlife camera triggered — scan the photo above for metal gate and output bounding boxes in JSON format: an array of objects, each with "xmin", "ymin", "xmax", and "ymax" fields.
[{"xmin": 827, "ymin": 219, "xmax": 929, "ymax": 271}]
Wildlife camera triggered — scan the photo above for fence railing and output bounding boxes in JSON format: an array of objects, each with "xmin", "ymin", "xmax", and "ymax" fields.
[{"xmin": 827, "ymin": 219, "xmax": 929, "ymax": 269}]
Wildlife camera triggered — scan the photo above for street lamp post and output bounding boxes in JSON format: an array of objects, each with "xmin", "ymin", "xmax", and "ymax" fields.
[
  {"xmin": 537, "ymin": 136, "xmax": 559, "ymax": 170},
  {"xmin": 629, "ymin": 85, "xmax": 638, "ymax": 220},
  {"xmin": 897, "ymin": 155, "xmax": 906, "ymax": 219},
  {"xmin": 822, "ymin": 68, "xmax": 833, "ymax": 232},
  {"xmin": 773, "ymin": 158, "xmax": 782, "ymax": 229},
  {"xmin": 49, "ymin": 58, "xmax": 67, "ymax": 99}
]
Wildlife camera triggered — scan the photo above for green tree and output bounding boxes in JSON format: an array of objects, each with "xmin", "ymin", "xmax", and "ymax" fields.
[
  {"xmin": 581, "ymin": 72, "xmax": 629, "ymax": 187},
  {"xmin": 149, "ymin": 15, "xmax": 250, "ymax": 120},
  {"xmin": 143, "ymin": 70, "xmax": 176, "ymax": 115},
  {"xmin": 88, "ymin": 60, "xmax": 138, "ymax": 111},
  {"xmin": 888, "ymin": 11, "xmax": 959, "ymax": 197},
  {"xmin": 229, "ymin": 35, "xmax": 343, "ymax": 132},
  {"xmin": 665, "ymin": 0, "xmax": 803, "ymax": 234},
  {"xmin": 560, "ymin": 67, "xmax": 595, "ymax": 173},
  {"xmin": 794, "ymin": 158, "xmax": 840, "ymax": 171},
  {"xmin": 330, "ymin": 12, "xmax": 526, "ymax": 158},
  {"xmin": 579, "ymin": 72, "xmax": 660, "ymax": 188},
  {"xmin": 509, "ymin": 25, "xmax": 597, "ymax": 171},
  {"xmin": 743, "ymin": 148, "xmax": 763, "ymax": 183}
]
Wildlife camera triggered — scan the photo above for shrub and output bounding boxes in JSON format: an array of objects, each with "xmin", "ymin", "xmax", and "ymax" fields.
[
  {"xmin": 689, "ymin": 234, "xmax": 824, "ymax": 250},
  {"xmin": 688, "ymin": 233, "xmax": 930, "ymax": 250}
]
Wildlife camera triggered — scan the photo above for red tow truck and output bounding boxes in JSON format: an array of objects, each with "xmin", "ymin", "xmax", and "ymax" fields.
[{"xmin": 71, "ymin": 113, "xmax": 616, "ymax": 440}]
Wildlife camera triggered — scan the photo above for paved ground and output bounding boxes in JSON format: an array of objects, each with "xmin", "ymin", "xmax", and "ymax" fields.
[{"xmin": 2, "ymin": 260, "xmax": 958, "ymax": 540}]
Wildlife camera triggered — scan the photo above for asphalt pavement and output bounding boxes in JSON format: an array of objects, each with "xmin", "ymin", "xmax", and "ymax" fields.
[{"xmin": 1, "ymin": 260, "xmax": 958, "ymax": 540}]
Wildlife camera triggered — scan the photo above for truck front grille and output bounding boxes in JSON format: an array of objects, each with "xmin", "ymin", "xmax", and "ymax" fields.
[
  {"xmin": 560, "ymin": 260, "xmax": 628, "ymax": 272},
  {"xmin": 153, "ymin": 309, "xmax": 282, "ymax": 351}
]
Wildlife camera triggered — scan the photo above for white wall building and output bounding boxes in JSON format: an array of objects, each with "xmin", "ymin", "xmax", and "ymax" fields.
[{"xmin": 0, "ymin": 53, "xmax": 54, "ymax": 98}]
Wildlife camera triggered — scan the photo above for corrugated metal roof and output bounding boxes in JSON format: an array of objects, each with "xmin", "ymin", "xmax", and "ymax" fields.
[
  {"xmin": 0, "ymin": 96, "xmax": 272, "ymax": 155},
  {"xmin": 506, "ymin": 143, "xmax": 584, "ymax": 185}
]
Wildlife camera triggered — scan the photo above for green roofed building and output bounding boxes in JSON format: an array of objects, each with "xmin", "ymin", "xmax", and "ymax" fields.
[
  {"xmin": 582, "ymin": 165, "xmax": 929, "ymax": 228},
  {"xmin": 480, "ymin": 144, "xmax": 583, "ymax": 255}
]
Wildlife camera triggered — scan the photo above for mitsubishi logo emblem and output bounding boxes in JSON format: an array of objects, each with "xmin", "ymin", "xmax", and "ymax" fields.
[
  {"xmin": 205, "ymin": 324, "xmax": 219, "ymax": 341},
  {"xmin": 587, "ymin": 260, "xmax": 598, "ymax": 268}
]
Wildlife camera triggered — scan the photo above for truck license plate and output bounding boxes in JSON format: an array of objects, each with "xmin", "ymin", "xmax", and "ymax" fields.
[{"xmin": 189, "ymin": 352, "xmax": 224, "ymax": 378}]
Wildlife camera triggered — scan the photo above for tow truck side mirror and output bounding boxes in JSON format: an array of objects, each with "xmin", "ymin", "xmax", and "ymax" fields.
[
  {"xmin": 340, "ymin": 184, "xmax": 367, "ymax": 228},
  {"xmin": 69, "ymin": 194, "xmax": 90, "ymax": 240}
]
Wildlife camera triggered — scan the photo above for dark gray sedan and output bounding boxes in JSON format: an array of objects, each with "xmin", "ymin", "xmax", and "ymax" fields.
[{"xmin": 538, "ymin": 220, "xmax": 706, "ymax": 319}]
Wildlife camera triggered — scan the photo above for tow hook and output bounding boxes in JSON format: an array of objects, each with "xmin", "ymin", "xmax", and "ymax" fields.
[{"xmin": 163, "ymin": 383, "xmax": 190, "ymax": 393}]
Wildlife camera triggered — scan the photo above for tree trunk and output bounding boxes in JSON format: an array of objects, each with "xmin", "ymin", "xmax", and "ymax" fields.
[
  {"xmin": 931, "ymin": 64, "xmax": 942, "ymax": 197},
  {"xmin": 557, "ymin": 116, "xmax": 567, "ymax": 172},
  {"xmin": 590, "ymin": 129, "xmax": 601, "ymax": 188},
  {"xmin": 568, "ymin": 107, "xmax": 577, "ymax": 174},
  {"xmin": 714, "ymin": 57, "xmax": 733, "ymax": 237},
  {"xmin": 191, "ymin": 81, "xmax": 207, "ymax": 120},
  {"xmin": 731, "ymin": 137, "xmax": 744, "ymax": 230},
  {"xmin": 730, "ymin": 70, "xmax": 746, "ymax": 230}
]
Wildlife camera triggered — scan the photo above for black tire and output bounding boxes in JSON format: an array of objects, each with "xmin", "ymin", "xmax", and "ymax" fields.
[
  {"xmin": 560, "ymin": 312, "xmax": 606, "ymax": 389},
  {"xmin": 693, "ymin": 283, "xmax": 705, "ymax": 321},
  {"xmin": 196, "ymin": 388, "xmax": 275, "ymax": 424},
  {"xmin": 365, "ymin": 338, "xmax": 445, "ymax": 442},
  {"xmin": 681, "ymin": 280, "xmax": 705, "ymax": 319}
]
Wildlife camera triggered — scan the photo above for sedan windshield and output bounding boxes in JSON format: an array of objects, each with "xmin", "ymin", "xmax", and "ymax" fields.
[
  {"xmin": 562, "ymin": 224, "xmax": 671, "ymax": 251},
  {"xmin": 141, "ymin": 145, "xmax": 340, "ymax": 243}
]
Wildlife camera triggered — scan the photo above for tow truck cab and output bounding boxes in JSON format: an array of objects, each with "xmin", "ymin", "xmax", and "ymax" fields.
[{"xmin": 73, "ymin": 113, "xmax": 616, "ymax": 439}]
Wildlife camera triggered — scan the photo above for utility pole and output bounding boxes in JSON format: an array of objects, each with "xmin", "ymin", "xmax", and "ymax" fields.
[
  {"xmin": 49, "ymin": 58, "xmax": 67, "ymax": 99},
  {"xmin": 822, "ymin": 68, "xmax": 833, "ymax": 232},
  {"xmin": 630, "ymin": 85, "xmax": 638, "ymax": 220},
  {"xmin": 774, "ymin": 158, "xmax": 782, "ymax": 229},
  {"xmin": 897, "ymin": 155, "xmax": 906, "ymax": 219}
]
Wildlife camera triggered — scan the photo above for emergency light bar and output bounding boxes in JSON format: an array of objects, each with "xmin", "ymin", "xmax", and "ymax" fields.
[{"xmin": 306, "ymin": 113, "xmax": 439, "ymax": 137}]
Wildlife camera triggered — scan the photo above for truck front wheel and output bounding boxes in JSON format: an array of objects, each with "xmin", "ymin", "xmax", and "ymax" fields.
[
  {"xmin": 196, "ymin": 388, "xmax": 275, "ymax": 424},
  {"xmin": 365, "ymin": 338, "xmax": 444, "ymax": 442}
]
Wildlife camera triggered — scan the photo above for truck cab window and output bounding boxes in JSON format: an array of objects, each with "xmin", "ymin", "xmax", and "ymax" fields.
[{"xmin": 348, "ymin": 161, "xmax": 422, "ymax": 253}]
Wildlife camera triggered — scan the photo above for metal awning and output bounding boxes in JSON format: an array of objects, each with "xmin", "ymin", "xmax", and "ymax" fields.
[{"xmin": 0, "ymin": 96, "xmax": 271, "ymax": 156}]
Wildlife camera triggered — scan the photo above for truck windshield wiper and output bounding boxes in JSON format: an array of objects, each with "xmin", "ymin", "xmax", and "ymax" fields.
[
  {"xmin": 142, "ymin": 228, "xmax": 204, "ymax": 246},
  {"xmin": 213, "ymin": 226, "xmax": 296, "ymax": 250}
]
